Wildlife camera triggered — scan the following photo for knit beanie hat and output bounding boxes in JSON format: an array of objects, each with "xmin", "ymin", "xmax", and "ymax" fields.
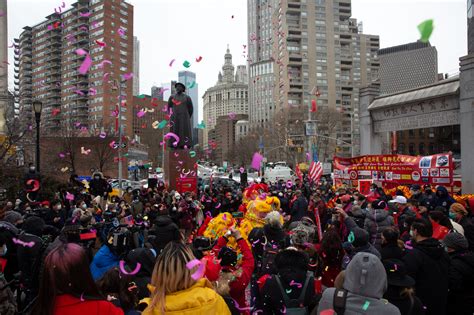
[
  {"xmin": 3, "ymin": 211, "xmax": 23, "ymax": 224},
  {"xmin": 450, "ymin": 203, "xmax": 468, "ymax": 216},
  {"xmin": 442, "ymin": 232, "xmax": 469, "ymax": 251},
  {"xmin": 351, "ymin": 227, "xmax": 369, "ymax": 248}
]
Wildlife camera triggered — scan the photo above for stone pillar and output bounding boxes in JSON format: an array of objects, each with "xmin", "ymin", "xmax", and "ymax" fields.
[
  {"xmin": 0, "ymin": 0, "xmax": 7, "ymax": 135},
  {"xmin": 459, "ymin": 54, "xmax": 474, "ymax": 193},
  {"xmin": 359, "ymin": 83, "xmax": 383, "ymax": 155}
]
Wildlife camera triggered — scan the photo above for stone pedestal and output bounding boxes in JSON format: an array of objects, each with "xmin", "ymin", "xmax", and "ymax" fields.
[
  {"xmin": 359, "ymin": 83, "xmax": 383, "ymax": 155},
  {"xmin": 459, "ymin": 54, "xmax": 474, "ymax": 193},
  {"xmin": 164, "ymin": 148, "xmax": 197, "ymax": 192}
]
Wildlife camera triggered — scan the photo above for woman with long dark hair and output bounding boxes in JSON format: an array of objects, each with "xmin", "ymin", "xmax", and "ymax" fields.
[
  {"xmin": 31, "ymin": 243, "xmax": 123, "ymax": 315},
  {"xmin": 318, "ymin": 227, "xmax": 344, "ymax": 288}
]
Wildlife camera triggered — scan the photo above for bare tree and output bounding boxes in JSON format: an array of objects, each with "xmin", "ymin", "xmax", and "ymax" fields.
[{"xmin": 312, "ymin": 107, "xmax": 344, "ymax": 161}]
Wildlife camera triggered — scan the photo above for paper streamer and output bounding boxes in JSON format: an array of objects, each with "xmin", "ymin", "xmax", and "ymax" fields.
[
  {"xmin": 164, "ymin": 132, "xmax": 180, "ymax": 147},
  {"xmin": 119, "ymin": 260, "xmax": 141, "ymax": 275},
  {"xmin": 12, "ymin": 238, "xmax": 35, "ymax": 248},
  {"xmin": 251, "ymin": 152, "xmax": 263, "ymax": 170},
  {"xmin": 186, "ymin": 259, "xmax": 205, "ymax": 280},
  {"xmin": 75, "ymin": 49, "xmax": 92, "ymax": 75}
]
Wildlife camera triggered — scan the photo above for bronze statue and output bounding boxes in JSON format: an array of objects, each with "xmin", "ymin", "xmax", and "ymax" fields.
[{"xmin": 167, "ymin": 82, "xmax": 193, "ymax": 149}]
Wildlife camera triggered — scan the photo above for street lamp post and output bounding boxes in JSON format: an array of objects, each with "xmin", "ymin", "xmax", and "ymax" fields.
[{"xmin": 32, "ymin": 100, "xmax": 43, "ymax": 173}]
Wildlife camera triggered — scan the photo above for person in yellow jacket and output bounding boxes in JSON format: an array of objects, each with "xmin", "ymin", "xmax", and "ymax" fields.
[{"xmin": 141, "ymin": 242, "xmax": 231, "ymax": 315}]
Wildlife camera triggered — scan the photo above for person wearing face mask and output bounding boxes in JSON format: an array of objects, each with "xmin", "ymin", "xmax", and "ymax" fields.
[
  {"xmin": 441, "ymin": 232, "xmax": 474, "ymax": 315},
  {"xmin": 44, "ymin": 200, "xmax": 65, "ymax": 229},
  {"xmin": 389, "ymin": 196, "xmax": 416, "ymax": 236},
  {"xmin": 89, "ymin": 171, "xmax": 111, "ymax": 207},
  {"xmin": 402, "ymin": 218, "xmax": 450, "ymax": 315},
  {"xmin": 449, "ymin": 203, "xmax": 474, "ymax": 251}
]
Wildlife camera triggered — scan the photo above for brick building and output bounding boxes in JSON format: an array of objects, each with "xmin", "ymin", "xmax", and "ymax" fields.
[{"xmin": 14, "ymin": 0, "xmax": 135, "ymax": 137}]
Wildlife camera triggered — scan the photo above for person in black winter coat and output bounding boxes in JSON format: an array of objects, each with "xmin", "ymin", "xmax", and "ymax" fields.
[
  {"xmin": 441, "ymin": 232, "xmax": 474, "ymax": 315},
  {"xmin": 433, "ymin": 186, "xmax": 455, "ymax": 210},
  {"xmin": 402, "ymin": 218, "xmax": 450, "ymax": 315},
  {"xmin": 148, "ymin": 216, "xmax": 181, "ymax": 255},
  {"xmin": 380, "ymin": 227, "xmax": 405, "ymax": 261},
  {"xmin": 125, "ymin": 248, "xmax": 156, "ymax": 301},
  {"xmin": 383, "ymin": 259, "xmax": 425, "ymax": 315},
  {"xmin": 290, "ymin": 190, "xmax": 308, "ymax": 223},
  {"xmin": 260, "ymin": 249, "xmax": 320, "ymax": 314},
  {"xmin": 449, "ymin": 203, "xmax": 474, "ymax": 251},
  {"xmin": 89, "ymin": 172, "xmax": 111, "ymax": 198}
]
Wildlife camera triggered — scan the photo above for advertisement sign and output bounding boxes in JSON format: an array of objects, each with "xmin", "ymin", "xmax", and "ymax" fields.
[{"xmin": 333, "ymin": 153, "xmax": 453, "ymax": 185}]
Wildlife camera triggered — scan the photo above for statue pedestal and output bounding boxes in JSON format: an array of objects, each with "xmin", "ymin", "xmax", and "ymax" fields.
[{"xmin": 164, "ymin": 149, "xmax": 198, "ymax": 193}]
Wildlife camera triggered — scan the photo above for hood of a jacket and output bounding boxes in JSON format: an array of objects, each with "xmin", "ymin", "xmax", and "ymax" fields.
[
  {"xmin": 414, "ymin": 238, "xmax": 445, "ymax": 260},
  {"xmin": 436, "ymin": 186, "xmax": 449, "ymax": 197},
  {"xmin": 366, "ymin": 209, "xmax": 389, "ymax": 222},
  {"xmin": 343, "ymin": 252, "xmax": 387, "ymax": 299},
  {"xmin": 126, "ymin": 248, "xmax": 156, "ymax": 277},
  {"xmin": 141, "ymin": 278, "xmax": 224, "ymax": 313},
  {"xmin": 93, "ymin": 245, "xmax": 119, "ymax": 268},
  {"xmin": 263, "ymin": 224, "xmax": 286, "ymax": 243}
]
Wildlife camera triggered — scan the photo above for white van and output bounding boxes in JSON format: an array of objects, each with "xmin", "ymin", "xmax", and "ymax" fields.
[{"xmin": 264, "ymin": 165, "xmax": 297, "ymax": 183}]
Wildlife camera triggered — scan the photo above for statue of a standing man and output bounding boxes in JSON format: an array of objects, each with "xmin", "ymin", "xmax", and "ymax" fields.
[{"xmin": 168, "ymin": 82, "xmax": 193, "ymax": 149}]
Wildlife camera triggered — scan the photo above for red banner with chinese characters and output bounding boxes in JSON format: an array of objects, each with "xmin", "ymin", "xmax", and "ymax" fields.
[{"xmin": 333, "ymin": 153, "xmax": 453, "ymax": 185}]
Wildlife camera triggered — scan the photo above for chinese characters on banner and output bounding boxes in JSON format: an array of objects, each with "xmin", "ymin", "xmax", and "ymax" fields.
[{"xmin": 333, "ymin": 153, "xmax": 453, "ymax": 185}]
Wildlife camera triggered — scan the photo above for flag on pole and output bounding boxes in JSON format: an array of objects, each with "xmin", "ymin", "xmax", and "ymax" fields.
[{"xmin": 309, "ymin": 145, "xmax": 323, "ymax": 183}]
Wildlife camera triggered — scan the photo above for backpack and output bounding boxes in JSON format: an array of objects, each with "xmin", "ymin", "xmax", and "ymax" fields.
[
  {"xmin": 274, "ymin": 272, "xmax": 312, "ymax": 315},
  {"xmin": 256, "ymin": 237, "xmax": 282, "ymax": 278}
]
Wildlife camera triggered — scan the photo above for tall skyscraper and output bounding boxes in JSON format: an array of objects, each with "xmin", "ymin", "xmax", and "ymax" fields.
[
  {"xmin": 0, "ymin": 0, "xmax": 7, "ymax": 134},
  {"xmin": 247, "ymin": 0, "xmax": 379, "ymax": 157},
  {"xmin": 378, "ymin": 41, "xmax": 438, "ymax": 95},
  {"xmin": 203, "ymin": 47, "xmax": 248, "ymax": 148},
  {"xmin": 14, "ymin": 0, "xmax": 134, "ymax": 136},
  {"xmin": 469, "ymin": 0, "xmax": 474, "ymax": 54},
  {"xmin": 133, "ymin": 36, "xmax": 139, "ymax": 95}
]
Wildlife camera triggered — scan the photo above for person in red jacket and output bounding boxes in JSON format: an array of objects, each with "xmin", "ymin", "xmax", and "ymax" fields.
[
  {"xmin": 31, "ymin": 243, "xmax": 123, "ymax": 315},
  {"xmin": 212, "ymin": 228, "xmax": 255, "ymax": 314}
]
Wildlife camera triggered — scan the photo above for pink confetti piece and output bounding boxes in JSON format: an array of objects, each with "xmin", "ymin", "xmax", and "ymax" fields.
[
  {"xmin": 136, "ymin": 110, "xmax": 145, "ymax": 118},
  {"xmin": 61, "ymin": 1, "xmax": 66, "ymax": 8},
  {"xmin": 222, "ymin": 214, "xmax": 227, "ymax": 221},
  {"xmin": 196, "ymin": 56, "xmax": 203, "ymax": 62},
  {"xmin": 80, "ymin": 293, "xmax": 84, "ymax": 302},
  {"xmin": 117, "ymin": 27, "xmax": 126, "ymax": 37},
  {"xmin": 95, "ymin": 40, "xmax": 106, "ymax": 47},
  {"xmin": 58, "ymin": 153, "xmax": 65, "ymax": 158},
  {"xmin": 240, "ymin": 167, "xmax": 245, "ymax": 173},
  {"xmin": 232, "ymin": 299, "xmax": 251, "ymax": 311},
  {"xmin": 81, "ymin": 147, "xmax": 91, "ymax": 155},
  {"xmin": 164, "ymin": 132, "xmax": 180, "ymax": 147},
  {"xmin": 186, "ymin": 259, "xmax": 205, "ymax": 280},
  {"xmin": 215, "ymin": 203, "xmax": 221, "ymax": 209},
  {"xmin": 286, "ymin": 180, "xmax": 293, "ymax": 189},
  {"xmin": 66, "ymin": 192, "xmax": 75, "ymax": 201},
  {"xmin": 122, "ymin": 72, "xmax": 133, "ymax": 80},
  {"xmin": 99, "ymin": 131, "xmax": 107, "ymax": 139},
  {"xmin": 89, "ymin": 88, "xmax": 97, "ymax": 96},
  {"xmin": 228, "ymin": 112, "xmax": 236, "ymax": 120},
  {"xmin": 75, "ymin": 48, "xmax": 92, "ymax": 75},
  {"xmin": 169, "ymin": 59, "xmax": 176, "ymax": 67},
  {"xmin": 251, "ymin": 152, "xmax": 264, "ymax": 170},
  {"xmin": 119, "ymin": 260, "xmax": 141, "ymax": 275},
  {"xmin": 79, "ymin": 11, "xmax": 91, "ymax": 17},
  {"xmin": 12, "ymin": 238, "xmax": 35, "ymax": 248},
  {"xmin": 99, "ymin": 60, "xmax": 112, "ymax": 68},
  {"xmin": 289, "ymin": 280, "xmax": 302, "ymax": 288},
  {"xmin": 109, "ymin": 141, "xmax": 116, "ymax": 149}
]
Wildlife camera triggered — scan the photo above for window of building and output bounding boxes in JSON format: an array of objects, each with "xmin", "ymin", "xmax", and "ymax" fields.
[
  {"xmin": 419, "ymin": 143, "xmax": 425, "ymax": 155},
  {"xmin": 409, "ymin": 143, "xmax": 415, "ymax": 155}
]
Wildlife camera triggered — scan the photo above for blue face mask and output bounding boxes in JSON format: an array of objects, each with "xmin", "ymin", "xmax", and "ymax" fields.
[
  {"xmin": 449, "ymin": 212, "xmax": 457, "ymax": 220},
  {"xmin": 409, "ymin": 230, "xmax": 415, "ymax": 238},
  {"xmin": 0, "ymin": 244, "xmax": 7, "ymax": 256}
]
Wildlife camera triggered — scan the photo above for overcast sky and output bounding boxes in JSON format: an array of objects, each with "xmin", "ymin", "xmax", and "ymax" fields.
[{"xmin": 6, "ymin": 0, "xmax": 467, "ymax": 121}]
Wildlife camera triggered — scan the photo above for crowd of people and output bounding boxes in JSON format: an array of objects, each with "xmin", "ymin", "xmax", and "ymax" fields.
[{"xmin": 0, "ymin": 171, "xmax": 474, "ymax": 315}]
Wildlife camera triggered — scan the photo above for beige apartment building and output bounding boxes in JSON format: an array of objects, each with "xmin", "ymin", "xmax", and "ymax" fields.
[{"xmin": 248, "ymin": 0, "xmax": 379, "ymax": 158}]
